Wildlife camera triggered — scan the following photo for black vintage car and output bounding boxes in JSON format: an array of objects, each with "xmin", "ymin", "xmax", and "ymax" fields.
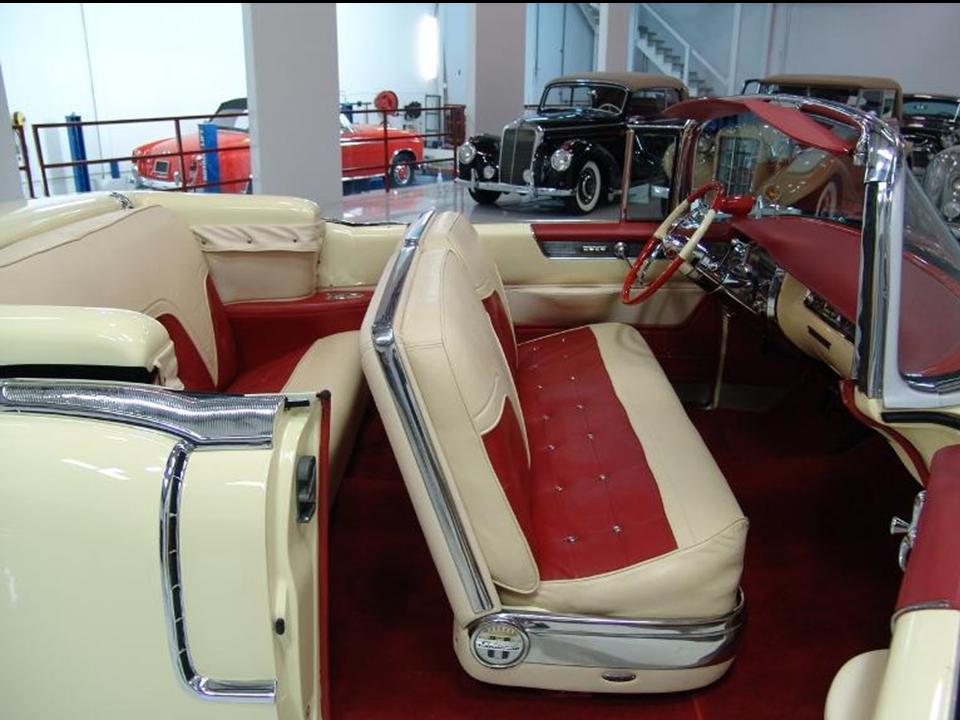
[
  {"xmin": 456, "ymin": 72, "xmax": 687, "ymax": 213},
  {"xmin": 902, "ymin": 94, "xmax": 960, "ymax": 181}
]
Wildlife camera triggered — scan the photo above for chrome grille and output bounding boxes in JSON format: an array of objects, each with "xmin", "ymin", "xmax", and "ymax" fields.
[
  {"xmin": 500, "ymin": 125, "xmax": 537, "ymax": 185},
  {"xmin": 716, "ymin": 136, "xmax": 759, "ymax": 196}
]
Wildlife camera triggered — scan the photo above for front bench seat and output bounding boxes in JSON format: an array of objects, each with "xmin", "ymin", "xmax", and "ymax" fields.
[{"xmin": 361, "ymin": 211, "xmax": 748, "ymax": 693}]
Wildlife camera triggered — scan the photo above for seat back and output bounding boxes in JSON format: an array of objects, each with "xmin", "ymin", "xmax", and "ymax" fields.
[
  {"xmin": 0, "ymin": 204, "xmax": 236, "ymax": 390},
  {"xmin": 361, "ymin": 212, "xmax": 537, "ymax": 623},
  {"xmin": 420, "ymin": 212, "xmax": 517, "ymax": 375}
]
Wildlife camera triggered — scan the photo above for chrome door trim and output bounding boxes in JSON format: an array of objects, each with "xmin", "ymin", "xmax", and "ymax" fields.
[
  {"xmin": 369, "ymin": 209, "xmax": 495, "ymax": 615},
  {"xmin": 0, "ymin": 380, "xmax": 283, "ymax": 447},
  {"xmin": 471, "ymin": 590, "xmax": 745, "ymax": 671},
  {"xmin": 160, "ymin": 441, "xmax": 277, "ymax": 702}
]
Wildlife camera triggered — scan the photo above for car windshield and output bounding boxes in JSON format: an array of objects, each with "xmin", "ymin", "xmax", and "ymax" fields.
[
  {"xmin": 539, "ymin": 83, "xmax": 627, "ymax": 115},
  {"xmin": 899, "ymin": 172, "xmax": 960, "ymax": 384},
  {"xmin": 904, "ymin": 98, "xmax": 960, "ymax": 120},
  {"xmin": 209, "ymin": 99, "xmax": 248, "ymax": 131},
  {"xmin": 628, "ymin": 111, "xmax": 863, "ymax": 224}
]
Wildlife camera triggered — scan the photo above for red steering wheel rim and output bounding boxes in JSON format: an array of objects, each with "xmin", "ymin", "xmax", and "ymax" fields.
[{"xmin": 620, "ymin": 181, "xmax": 725, "ymax": 305}]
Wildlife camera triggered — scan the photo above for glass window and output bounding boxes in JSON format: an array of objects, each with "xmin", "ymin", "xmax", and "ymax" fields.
[
  {"xmin": 674, "ymin": 113, "xmax": 862, "ymax": 225},
  {"xmin": 625, "ymin": 89, "xmax": 678, "ymax": 117},
  {"xmin": 898, "ymin": 173, "xmax": 960, "ymax": 385},
  {"xmin": 539, "ymin": 83, "xmax": 627, "ymax": 115},
  {"xmin": 626, "ymin": 129, "xmax": 680, "ymax": 220},
  {"xmin": 903, "ymin": 98, "xmax": 960, "ymax": 121}
]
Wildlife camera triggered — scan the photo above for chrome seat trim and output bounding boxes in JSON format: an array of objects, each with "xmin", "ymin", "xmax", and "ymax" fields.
[
  {"xmin": 369, "ymin": 208, "xmax": 495, "ymax": 615},
  {"xmin": 470, "ymin": 590, "xmax": 745, "ymax": 671},
  {"xmin": 160, "ymin": 441, "xmax": 277, "ymax": 702}
]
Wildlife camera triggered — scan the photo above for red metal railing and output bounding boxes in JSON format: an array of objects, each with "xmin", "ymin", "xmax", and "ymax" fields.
[
  {"xmin": 23, "ymin": 104, "xmax": 467, "ymax": 197},
  {"xmin": 29, "ymin": 112, "xmax": 250, "ymax": 196},
  {"xmin": 11, "ymin": 122, "xmax": 35, "ymax": 199}
]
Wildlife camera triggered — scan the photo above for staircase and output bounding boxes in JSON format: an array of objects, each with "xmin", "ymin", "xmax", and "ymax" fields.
[{"xmin": 636, "ymin": 24, "xmax": 716, "ymax": 98}]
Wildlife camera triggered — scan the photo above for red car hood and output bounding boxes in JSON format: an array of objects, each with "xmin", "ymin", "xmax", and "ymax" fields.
[{"xmin": 349, "ymin": 124, "xmax": 420, "ymax": 141}]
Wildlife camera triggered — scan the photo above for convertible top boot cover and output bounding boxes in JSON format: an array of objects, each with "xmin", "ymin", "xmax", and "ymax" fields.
[{"xmin": 360, "ymin": 211, "xmax": 747, "ymax": 693}]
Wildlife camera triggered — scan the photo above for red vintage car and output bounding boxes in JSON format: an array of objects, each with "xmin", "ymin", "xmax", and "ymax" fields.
[{"xmin": 131, "ymin": 98, "xmax": 425, "ymax": 192}]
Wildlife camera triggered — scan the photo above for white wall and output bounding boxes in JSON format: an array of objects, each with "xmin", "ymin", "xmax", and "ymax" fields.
[
  {"xmin": 776, "ymin": 3, "xmax": 960, "ymax": 96},
  {"xmin": 0, "ymin": 3, "xmax": 246, "ymax": 195},
  {"xmin": 525, "ymin": 3, "xmax": 596, "ymax": 105},
  {"xmin": 336, "ymin": 3, "xmax": 440, "ymax": 110},
  {"xmin": 0, "ymin": 65, "xmax": 23, "ymax": 201},
  {"xmin": 439, "ymin": 3, "xmax": 470, "ymax": 107},
  {"xmin": 244, "ymin": 3, "xmax": 341, "ymax": 208}
]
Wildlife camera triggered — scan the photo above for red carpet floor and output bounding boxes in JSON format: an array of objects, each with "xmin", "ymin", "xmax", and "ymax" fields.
[{"xmin": 329, "ymin": 376, "xmax": 917, "ymax": 719}]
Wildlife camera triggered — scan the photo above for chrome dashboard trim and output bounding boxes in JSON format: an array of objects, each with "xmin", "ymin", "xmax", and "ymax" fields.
[
  {"xmin": 160, "ymin": 441, "xmax": 277, "ymax": 702},
  {"xmin": 0, "ymin": 380, "xmax": 282, "ymax": 447},
  {"xmin": 470, "ymin": 589, "xmax": 745, "ymax": 671},
  {"xmin": 370, "ymin": 209, "xmax": 495, "ymax": 615}
]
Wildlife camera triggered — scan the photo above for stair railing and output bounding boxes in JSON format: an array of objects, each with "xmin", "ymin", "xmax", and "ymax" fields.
[{"xmin": 638, "ymin": 3, "xmax": 738, "ymax": 94}]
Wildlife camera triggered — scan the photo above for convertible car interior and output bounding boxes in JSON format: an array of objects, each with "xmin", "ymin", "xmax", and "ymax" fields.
[{"xmin": 3, "ymin": 95, "xmax": 960, "ymax": 720}]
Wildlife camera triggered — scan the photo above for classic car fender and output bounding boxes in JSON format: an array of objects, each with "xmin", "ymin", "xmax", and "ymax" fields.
[
  {"xmin": 0, "ymin": 393, "xmax": 322, "ymax": 719},
  {"xmin": 457, "ymin": 133, "xmax": 500, "ymax": 180},
  {"xmin": 543, "ymin": 139, "xmax": 621, "ymax": 189}
]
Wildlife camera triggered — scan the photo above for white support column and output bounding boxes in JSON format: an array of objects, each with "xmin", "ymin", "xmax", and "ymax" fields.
[
  {"xmin": 466, "ymin": 3, "xmax": 526, "ymax": 137},
  {"xmin": 0, "ymin": 65, "xmax": 23, "ymax": 202},
  {"xmin": 243, "ymin": 3, "xmax": 342, "ymax": 210},
  {"xmin": 597, "ymin": 3, "xmax": 635, "ymax": 73}
]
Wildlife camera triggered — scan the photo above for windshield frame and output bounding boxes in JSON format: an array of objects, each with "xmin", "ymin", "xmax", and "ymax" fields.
[{"xmin": 538, "ymin": 81, "xmax": 628, "ymax": 116}]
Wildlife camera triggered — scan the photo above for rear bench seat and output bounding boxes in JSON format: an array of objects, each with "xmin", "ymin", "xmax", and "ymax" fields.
[{"xmin": 0, "ymin": 203, "xmax": 366, "ymax": 488}]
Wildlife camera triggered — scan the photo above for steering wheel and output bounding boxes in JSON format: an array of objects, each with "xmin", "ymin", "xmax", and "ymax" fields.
[
  {"xmin": 621, "ymin": 181, "xmax": 725, "ymax": 305},
  {"xmin": 598, "ymin": 103, "xmax": 622, "ymax": 114}
]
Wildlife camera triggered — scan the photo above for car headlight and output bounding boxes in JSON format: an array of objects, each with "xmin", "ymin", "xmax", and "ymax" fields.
[
  {"xmin": 550, "ymin": 147, "xmax": 573, "ymax": 172},
  {"xmin": 458, "ymin": 143, "xmax": 476, "ymax": 166}
]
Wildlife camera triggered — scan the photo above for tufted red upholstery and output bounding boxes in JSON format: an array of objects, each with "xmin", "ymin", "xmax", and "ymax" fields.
[{"xmin": 482, "ymin": 326, "xmax": 678, "ymax": 581}]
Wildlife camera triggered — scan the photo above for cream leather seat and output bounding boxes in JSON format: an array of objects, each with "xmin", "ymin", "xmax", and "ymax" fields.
[{"xmin": 361, "ymin": 211, "xmax": 748, "ymax": 693}]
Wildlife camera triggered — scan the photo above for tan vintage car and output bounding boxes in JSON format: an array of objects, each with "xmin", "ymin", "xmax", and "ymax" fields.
[
  {"xmin": 743, "ymin": 73, "xmax": 904, "ymax": 123},
  {"xmin": 2, "ymin": 94, "xmax": 960, "ymax": 720}
]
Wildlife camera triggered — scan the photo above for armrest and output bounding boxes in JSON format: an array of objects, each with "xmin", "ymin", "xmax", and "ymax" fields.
[{"xmin": 0, "ymin": 305, "xmax": 182, "ymax": 388}]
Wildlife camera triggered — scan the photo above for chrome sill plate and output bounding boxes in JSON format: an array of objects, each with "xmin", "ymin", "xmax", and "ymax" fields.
[
  {"xmin": 0, "ymin": 380, "xmax": 283, "ymax": 446},
  {"xmin": 472, "ymin": 591, "xmax": 745, "ymax": 671},
  {"xmin": 370, "ymin": 209, "xmax": 495, "ymax": 615}
]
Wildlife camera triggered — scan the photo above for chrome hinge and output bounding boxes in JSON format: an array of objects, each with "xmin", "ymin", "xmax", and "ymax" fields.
[
  {"xmin": 890, "ymin": 490, "xmax": 926, "ymax": 571},
  {"xmin": 109, "ymin": 191, "xmax": 133, "ymax": 210}
]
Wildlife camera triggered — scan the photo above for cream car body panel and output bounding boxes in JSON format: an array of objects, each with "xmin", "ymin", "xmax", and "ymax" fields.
[
  {"xmin": 0, "ymin": 414, "xmax": 275, "ymax": 719},
  {"xmin": 0, "ymin": 304, "xmax": 179, "ymax": 383},
  {"xmin": 873, "ymin": 610, "xmax": 960, "ymax": 720}
]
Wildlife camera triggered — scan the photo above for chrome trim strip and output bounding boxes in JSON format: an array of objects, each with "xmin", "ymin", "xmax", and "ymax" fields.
[
  {"xmin": 0, "ymin": 380, "xmax": 282, "ymax": 447},
  {"xmin": 135, "ymin": 177, "xmax": 182, "ymax": 191},
  {"xmin": 369, "ymin": 209, "xmax": 495, "ymax": 614},
  {"xmin": 160, "ymin": 442, "xmax": 277, "ymax": 702},
  {"xmin": 472, "ymin": 590, "xmax": 745, "ymax": 670},
  {"xmin": 454, "ymin": 177, "xmax": 574, "ymax": 197}
]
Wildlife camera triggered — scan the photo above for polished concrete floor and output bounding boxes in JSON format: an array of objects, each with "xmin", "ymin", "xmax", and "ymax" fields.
[{"xmin": 326, "ymin": 178, "xmax": 620, "ymax": 224}]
